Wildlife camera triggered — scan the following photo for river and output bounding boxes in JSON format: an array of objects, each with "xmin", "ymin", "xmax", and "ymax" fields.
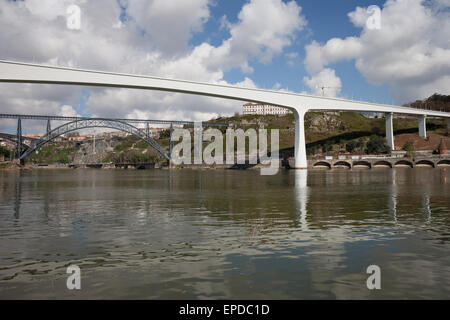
[{"xmin": 0, "ymin": 168, "xmax": 449, "ymax": 299}]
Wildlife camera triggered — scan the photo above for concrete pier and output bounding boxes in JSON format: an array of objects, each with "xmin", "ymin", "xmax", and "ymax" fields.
[
  {"xmin": 419, "ymin": 115, "xmax": 427, "ymax": 138},
  {"xmin": 294, "ymin": 110, "xmax": 308, "ymax": 169},
  {"xmin": 385, "ymin": 113, "xmax": 394, "ymax": 150}
]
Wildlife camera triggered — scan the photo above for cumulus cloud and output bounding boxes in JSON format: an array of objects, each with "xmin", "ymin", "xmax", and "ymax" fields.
[
  {"xmin": 303, "ymin": 0, "xmax": 450, "ymax": 103},
  {"xmin": 304, "ymin": 38, "xmax": 363, "ymax": 75},
  {"xmin": 303, "ymin": 68, "xmax": 342, "ymax": 97},
  {"xmin": 58, "ymin": 105, "xmax": 80, "ymax": 117},
  {"xmin": 203, "ymin": 0, "xmax": 306, "ymax": 72},
  {"xmin": 126, "ymin": 0, "xmax": 211, "ymax": 57},
  {"xmin": 0, "ymin": 0, "xmax": 306, "ymax": 132}
]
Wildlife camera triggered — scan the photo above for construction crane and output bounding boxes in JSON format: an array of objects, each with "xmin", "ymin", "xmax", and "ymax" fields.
[{"xmin": 315, "ymin": 85, "xmax": 343, "ymax": 97}]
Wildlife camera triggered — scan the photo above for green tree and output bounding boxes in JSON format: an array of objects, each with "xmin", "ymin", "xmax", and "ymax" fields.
[
  {"xmin": 0, "ymin": 146, "xmax": 10, "ymax": 158},
  {"xmin": 158, "ymin": 129, "xmax": 171, "ymax": 139},
  {"xmin": 365, "ymin": 136, "xmax": 390, "ymax": 154},
  {"xmin": 346, "ymin": 141, "xmax": 357, "ymax": 153},
  {"xmin": 356, "ymin": 138, "xmax": 365, "ymax": 151},
  {"xmin": 402, "ymin": 141, "xmax": 416, "ymax": 158},
  {"xmin": 322, "ymin": 143, "xmax": 333, "ymax": 153},
  {"xmin": 307, "ymin": 145, "xmax": 317, "ymax": 155}
]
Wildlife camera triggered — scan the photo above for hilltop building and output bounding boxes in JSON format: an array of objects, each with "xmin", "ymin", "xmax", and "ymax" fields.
[{"xmin": 242, "ymin": 102, "xmax": 292, "ymax": 116}]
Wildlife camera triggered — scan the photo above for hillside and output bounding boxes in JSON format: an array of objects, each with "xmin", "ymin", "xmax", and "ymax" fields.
[
  {"xmin": 213, "ymin": 111, "xmax": 448, "ymax": 156},
  {"xmin": 404, "ymin": 93, "xmax": 450, "ymax": 112}
]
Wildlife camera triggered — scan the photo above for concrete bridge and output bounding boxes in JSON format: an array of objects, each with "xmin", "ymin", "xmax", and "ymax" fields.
[
  {"xmin": 1, "ymin": 60, "xmax": 450, "ymax": 169},
  {"xmin": 303, "ymin": 157, "xmax": 450, "ymax": 170}
]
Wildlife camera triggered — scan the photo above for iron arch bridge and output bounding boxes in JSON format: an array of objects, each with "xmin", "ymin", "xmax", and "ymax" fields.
[{"xmin": 19, "ymin": 118, "xmax": 170, "ymax": 160}]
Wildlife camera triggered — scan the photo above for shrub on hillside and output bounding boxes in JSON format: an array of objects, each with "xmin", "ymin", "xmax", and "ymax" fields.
[
  {"xmin": 356, "ymin": 138, "xmax": 365, "ymax": 151},
  {"xmin": 346, "ymin": 141, "xmax": 357, "ymax": 153},
  {"xmin": 307, "ymin": 145, "xmax": 318, "ymax": 155},
  {"xmin": 322, "ymin": 143, "xmax": 333, "ymax": 153},
  {"xmin": 0, "ymin": 146, "xmax": 10, "ymax": 158},
  {"xmin": 402, "ymin": 141, "xmax": 416, "ymax": 157},
  {"xmin": 365, "ymin": 136, "xmax": 391, "ymax": 154}
]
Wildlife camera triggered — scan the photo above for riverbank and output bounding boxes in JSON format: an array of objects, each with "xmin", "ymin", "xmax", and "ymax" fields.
[
  {"xmin": 2, "ymin": 154, "xmax": 450, "ymax": 171},
  {"xmin": 0, "ymin": 161, "xmax": 270, "ymax": 171}
]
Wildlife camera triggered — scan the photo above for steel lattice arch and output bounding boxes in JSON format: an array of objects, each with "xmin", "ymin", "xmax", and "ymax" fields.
[{"xmin": 19, "ymin": 118, "xmax": 170, "ymax": 160}]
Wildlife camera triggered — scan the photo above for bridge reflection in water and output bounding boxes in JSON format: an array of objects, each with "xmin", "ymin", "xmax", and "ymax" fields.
[
  {"xmin": 292, "ymin": 167, "xmax": 447, "ymax": 231},
  {"xmin": 1, "ymin": 168, "xmax": 449, "ymax": 299},
  {"xmin": 5, "ymin": 168, "xmax": 448, "ymax": 229},
  {"xmin": 294, "ymin": 170, "xmax": 309, "ymax": 231}
]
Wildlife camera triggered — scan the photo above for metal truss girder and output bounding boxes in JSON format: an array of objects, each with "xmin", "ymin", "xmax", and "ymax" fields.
[{"xmin": 0, "ymin": 113, "xmax": 228, "ymax": 127}]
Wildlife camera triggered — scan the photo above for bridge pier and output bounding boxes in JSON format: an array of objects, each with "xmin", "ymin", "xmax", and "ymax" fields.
[
  {"xmin": 385, "ymin": 112, "xmax": 394, "ymax": 151},
  {"xmin": 419, "ymin": 115, "xmax": 427, "ymax": 138},
  {"xmin": 46, "ymin": 119, "xmax": 51, "ymax": 135},
  {"xmin": 293, "ymin": 109, "xmax": 308, "ymax": 169},
  {"xmin": 169, "ymin": 123, "xmax": 174, "ymax": 159},
  {"xmin": 16, "ymin": 117, "xmax": 22, "ymax": 158}
]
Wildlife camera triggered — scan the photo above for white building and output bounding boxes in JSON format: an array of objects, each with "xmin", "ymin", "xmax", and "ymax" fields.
[{"xmin": 242, "ymin": 102, "xmax": 292, "ymax": 115}]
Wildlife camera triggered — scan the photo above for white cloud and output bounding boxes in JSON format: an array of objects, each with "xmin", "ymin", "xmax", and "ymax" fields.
[
  {"xmin": 126, "ymin": 0, "xmax": 211, "ymax": 56},
  {"xmin": 303, "ymin": 0, "xmax": 450, "ymax": 103},
  {"xmin": 204, "ymin": 0, "xmax": 306, "ymax": 73},
  {"xmin": 58, "ymin": 105, "xmax": 80, "ymax": 117},
  {"xmin": 304, "ymin": 38, "xmax": 363, "ymax": 74},
  {"xmin": 233, "ymin": 77, "xmax": 258, "ymax": 89},
  {"xmin": 303, "ymin": 68, "xmax": 342, "ymax": 97},
  {"xmin": 0, "ymin": 0, "xmax": 307, "ymax": 131}
]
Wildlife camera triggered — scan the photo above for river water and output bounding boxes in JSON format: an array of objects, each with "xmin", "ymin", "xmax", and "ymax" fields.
[{"xmin": 0, "ymin": 168, "xmax": 449, "ymax": 299}]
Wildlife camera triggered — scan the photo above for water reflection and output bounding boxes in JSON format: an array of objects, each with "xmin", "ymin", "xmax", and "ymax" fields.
[
  {"xmin": 0, "ymin": 168, "xmax": 450, "ymax": 299},
  {"xmin": 13, "ymin": 171, "xmax": 22, "ymax": 219},
  {"xmin": 294, "ymin": 170, "xmax": 309, "ymax": 231},
  {"xmin": 422, "ymin": 188, "xmax": 432, "ymax": 222},
  {"xmin": 388, "ymin": 169, "xmax": 397, "ymax": 223}
]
